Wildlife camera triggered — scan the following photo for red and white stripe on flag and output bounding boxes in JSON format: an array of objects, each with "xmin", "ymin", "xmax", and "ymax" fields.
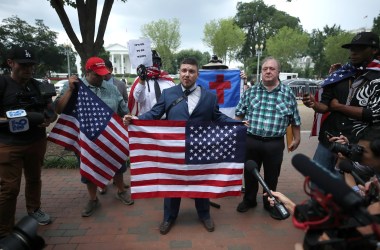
[
  {"xmin": 310, "ymin": 88, "xmax": 330, "ymax": 136},
  {"xmin": 128, "ymin": 120, "xmax": 244, "ymax": 199},
  {"xmin": 48, "ymin": 114, "xmax": 129, "ymax": 188}
]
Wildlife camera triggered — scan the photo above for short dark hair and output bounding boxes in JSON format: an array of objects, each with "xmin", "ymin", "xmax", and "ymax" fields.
[
  {"xmin": 360, "ymin": 127, "xmax": 380, "ymax": 157},
  {"xmin": 103, "ymin": 58, "xmax": 113, "ymax": 69},
  {"xmin": 181, "ymin": 58, "xmax": 198, "ymax": 70}
]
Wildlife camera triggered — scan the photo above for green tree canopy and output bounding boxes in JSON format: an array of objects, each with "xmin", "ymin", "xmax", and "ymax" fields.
[
  {"xmin": 0, "ymin": 15, "xmax": 73, "ymax": 76},
  {"xmin": 234, "ymin": 0, "xmax": 301, "ymax": 74},
  {"xmin": 324, "ymin": 32, "xmax": 352, "ymax": 67},
  {"xmin": 203, "ymin": 18, "xmax": 245, "ymax": 65},
  {"xmin": 174, "ymin": 49, "xmax": 211, "ymax": 70},
  {"xmin": 266, "ymin": 26, "xmax": 309, "ymax": 72},
  {"xmin": 141, "ymin": 18, "xmax": 181, "ymax": 73},
  {"xmin": 372, "ymin": 13, "xmax": 380, "ymax": 36}
]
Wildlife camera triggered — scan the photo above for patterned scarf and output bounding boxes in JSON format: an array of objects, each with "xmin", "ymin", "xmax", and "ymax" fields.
[{"xmin": 321, "ymin": 59, "xmax": 380, "ymax": 88}]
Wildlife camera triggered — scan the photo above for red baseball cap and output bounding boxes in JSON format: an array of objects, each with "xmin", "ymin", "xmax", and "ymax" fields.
[{"xmin": 85, "ymin": 57, "xmax": 110, "ymax": 76}]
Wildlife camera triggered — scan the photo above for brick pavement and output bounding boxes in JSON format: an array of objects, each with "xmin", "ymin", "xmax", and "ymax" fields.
[{"xmin": 12, "ymin": 131, "xmax": 318, "ymax": 250}]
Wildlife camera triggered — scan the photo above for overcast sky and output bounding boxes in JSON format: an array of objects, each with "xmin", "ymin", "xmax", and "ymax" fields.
[{"xmin": 0, "ymin": 0, "xmax": 379, "ymax": 55}]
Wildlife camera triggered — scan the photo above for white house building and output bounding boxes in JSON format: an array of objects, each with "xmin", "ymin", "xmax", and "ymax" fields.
[{"xmin": 105, "ymin": 43, "xmax": 131, "ymax": 75}]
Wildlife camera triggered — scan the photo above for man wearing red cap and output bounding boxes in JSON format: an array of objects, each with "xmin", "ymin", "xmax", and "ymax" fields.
[{"xmin": 54, "ymin": 57, "xmax": 133, "ymax": 217}]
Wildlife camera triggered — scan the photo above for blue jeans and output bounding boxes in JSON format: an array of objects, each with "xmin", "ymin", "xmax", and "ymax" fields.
[{"xmin": 312, "ymin": 143, "xmax": 337, "ymax": 173}]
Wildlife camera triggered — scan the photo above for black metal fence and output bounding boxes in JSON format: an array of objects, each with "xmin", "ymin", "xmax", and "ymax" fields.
[{"xmin": 289, "ymin": 86, "xmax": 320, "ymax": 100}]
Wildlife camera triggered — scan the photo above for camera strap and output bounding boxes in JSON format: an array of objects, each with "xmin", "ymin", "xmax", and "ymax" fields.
[{"xmin": 0, "ymin": 76, "xmax": 8, "ymax": 116}]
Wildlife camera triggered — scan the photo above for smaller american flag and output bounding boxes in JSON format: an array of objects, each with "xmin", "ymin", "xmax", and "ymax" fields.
[
  {"xmin": 129, "ymin": 120, "xmax": 246, "ymax": 199},
  {"xmin": 320, "ymin": 63, "xmax": 356, "ymax": 88},
  {"xmin": 48, "ymin": 81, "xmax": 129, "ymax": 188}
]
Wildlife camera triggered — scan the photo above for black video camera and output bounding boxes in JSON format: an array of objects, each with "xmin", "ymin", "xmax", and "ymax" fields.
[
  {"xmin": 15, "ymin": 82, "xmax": 56, "ymax": 111},
  {"xmin": 328, "ymin": 142, "xmax": 364, "ymax": 162},
  {"xmin": 0, "ymin": 216, "xmax": 45, "ymax": 250}
]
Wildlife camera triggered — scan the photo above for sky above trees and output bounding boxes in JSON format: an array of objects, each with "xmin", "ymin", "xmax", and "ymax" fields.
[{"xmin": 0, "ymin": 0, "xmax": 378, "ymax": 54}]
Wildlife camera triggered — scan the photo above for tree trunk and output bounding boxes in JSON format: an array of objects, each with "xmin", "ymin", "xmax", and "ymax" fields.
[{"xmin": 50, "ymin": 0, "xmax": 115, "ymax": 73}]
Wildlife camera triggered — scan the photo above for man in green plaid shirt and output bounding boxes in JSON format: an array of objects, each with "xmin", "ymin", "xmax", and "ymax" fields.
[{"xmin": 235, "ymin": 56, "xmax": 301, "ymax": 220}]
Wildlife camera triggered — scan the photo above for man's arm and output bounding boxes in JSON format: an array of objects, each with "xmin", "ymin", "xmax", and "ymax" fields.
[
  {"xmin": 302, "ymin": 93, "xmax": 329, "ymax": 113},
  {"xmin": 329, "ymin": 99, "xmax": 363, "ymax": 120},
  {"xmin": 54, "ymin": 76, "xmax": 78, "ymax": 114},
  {"xmin": 288, "ymin": 125, "xmax": 301, "ymax": 152},
  {"xmin": 133, "ymin": 78, "xmax": 147, "ymax": 103}
]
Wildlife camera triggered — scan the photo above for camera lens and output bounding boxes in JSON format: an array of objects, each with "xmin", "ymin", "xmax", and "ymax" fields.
[{"xmin": 0, "ymin": 216, "xmax": 45, "ymax": 250}]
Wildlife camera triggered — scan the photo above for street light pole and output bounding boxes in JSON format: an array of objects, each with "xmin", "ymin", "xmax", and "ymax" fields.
[
  {"xmin": 65, "ymin": 44, "xmax": 71, "ymax": 77},
  {"xmin": 255, "ymin": 44, "xmax": 264, "ymax": 84}
]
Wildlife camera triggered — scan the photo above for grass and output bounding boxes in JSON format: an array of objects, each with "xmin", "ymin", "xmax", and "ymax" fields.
[{"xmin": 43, "ymin": 155, "xmax": 79, "ymax": 169}]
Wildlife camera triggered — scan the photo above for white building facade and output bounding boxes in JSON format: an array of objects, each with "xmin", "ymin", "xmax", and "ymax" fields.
[{"xmin": 105, "ymin": 43, "xmax": 131, "ymax": 75}]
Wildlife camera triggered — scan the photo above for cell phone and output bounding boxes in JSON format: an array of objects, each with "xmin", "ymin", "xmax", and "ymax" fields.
[{"xmin": 304, "ymin": 83, "xmax": 310, "ymax": 95}]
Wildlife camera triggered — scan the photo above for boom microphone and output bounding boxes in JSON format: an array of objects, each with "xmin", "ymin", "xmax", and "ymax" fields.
[
  {"xmin": 291, "ymin": 154, "xmax": 373, "ymax": 225},
  {"xmin": 338, "ymin": 160, "xmax": 366, "ymax": 186},
  {"xmin": 246, "ymin": 160, "xmax": 290, "ymax": 220}
]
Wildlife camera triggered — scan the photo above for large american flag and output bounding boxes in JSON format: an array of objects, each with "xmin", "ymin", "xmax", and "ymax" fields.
[
  {"xmin": 48, "ymin": 81, "xmax": 129, "ymax": 188},
  {"xmin": 129, "ymin": 120, "xmax": 246, "ymax": 199}
]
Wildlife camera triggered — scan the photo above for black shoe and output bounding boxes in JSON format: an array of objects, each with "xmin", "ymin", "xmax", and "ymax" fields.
[
  {"xmin": 201, "ymin": 218, "xmax": 215, "ymax": 232},
  {"xmin": 267, "ymin": 207, "xmax": 283, "ymax": 220},
  {"xmin": 236, "ymin": 200, "xmax": 257, "ymax": 213},
  {"xmin": 159, "ymin": 220, "xmax": 174, "ymax": 235}
]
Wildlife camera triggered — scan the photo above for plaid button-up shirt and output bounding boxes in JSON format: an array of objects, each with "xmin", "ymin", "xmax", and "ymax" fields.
[{"xmin": 235, "ymin": 82, "xmax": 301, "ymax": 137}]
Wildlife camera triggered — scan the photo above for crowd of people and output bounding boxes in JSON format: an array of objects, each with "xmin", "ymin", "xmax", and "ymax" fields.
[{"xmin": 0, "ymin": 31, "xmax": 379, "ymax": 249}]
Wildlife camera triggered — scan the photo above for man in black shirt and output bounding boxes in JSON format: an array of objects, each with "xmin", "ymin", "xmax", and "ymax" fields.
[
  {"xmin": 303, "ymin": 32, "xmax": 380, "ymax": 172},
  {"xmin": 0, "ymin": 46, "xmax": 57, "ymax": 238}
]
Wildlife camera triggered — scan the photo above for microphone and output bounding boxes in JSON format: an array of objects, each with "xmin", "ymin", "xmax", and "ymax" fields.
[
  {"xmin": 246, "ymin": 160, "xmax": 290, "ymax": 220},
  {"xmin": 291, "ymin": 154, "xmax": 374, "ymax": 225},
  {"xmin": 338, "ymin": 160, "xmax": 366, "ymax": 186}
]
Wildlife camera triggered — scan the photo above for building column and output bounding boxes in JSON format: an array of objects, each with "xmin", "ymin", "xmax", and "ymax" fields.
[{"xmin": 121, "ymin": 54, "xmax": 125, "ymax": 75}]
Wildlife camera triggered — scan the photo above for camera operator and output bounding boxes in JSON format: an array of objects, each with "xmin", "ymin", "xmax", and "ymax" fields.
[
  {"xmin": 268, "ymin": 127, "xmax": 380, "ymax": 212},
  {"xmin": 330, "ymin": 127, "xmax": 380, "ymax": 201},
  {"xmin": 0, "ymin": 46, "xmax": 57, "ymax": 239}
]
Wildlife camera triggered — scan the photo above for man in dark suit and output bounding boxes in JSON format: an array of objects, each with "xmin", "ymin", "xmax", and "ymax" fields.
[{"xmin": 123, "ymin": 57, "xmax": 236, "ymax": 235}]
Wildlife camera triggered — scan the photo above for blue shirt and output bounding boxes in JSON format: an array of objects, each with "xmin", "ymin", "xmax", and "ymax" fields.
[{"xmin": 58, "ymin": 78, "xmax": 129, "ymax": 116}]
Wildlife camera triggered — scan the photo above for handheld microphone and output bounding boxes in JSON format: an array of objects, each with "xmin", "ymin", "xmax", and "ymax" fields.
[
  {"xmin": 246, "ymin": 160, "xmax": 290, "ymax": 220},
  {"xmin": 291, "ymin": 154, "xmax": 374, "ymax": 225},
  {"xmin": 338, "ymin": 160, "xmax": 366, "ymax": 186}
]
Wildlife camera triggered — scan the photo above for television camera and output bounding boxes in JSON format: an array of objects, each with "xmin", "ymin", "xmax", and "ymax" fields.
[
  {"xmin": 0, "ymin": 82, "xmax": 56, "ymax": 133},
  {"xmin": 0, "ymin": 216, "xmax": 45, "ymax": 250},
  {"xmin": 291, "ymin": 154, "xmax": 380, "ymax": 250}
]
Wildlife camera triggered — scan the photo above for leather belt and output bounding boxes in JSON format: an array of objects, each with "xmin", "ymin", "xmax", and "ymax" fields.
[{"xmin": 248, "ymin": 133, "xmax": 283, "ymax": 142}]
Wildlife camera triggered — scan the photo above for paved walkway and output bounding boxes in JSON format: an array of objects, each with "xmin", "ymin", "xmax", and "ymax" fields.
[{"xmin": 14, "ymin": 131, "xmax": 318, "ymax": 250}]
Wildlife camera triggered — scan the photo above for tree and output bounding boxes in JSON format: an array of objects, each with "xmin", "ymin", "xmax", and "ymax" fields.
[
  {"xmin": 324, "ymin": 32, "xmax": 352, "ymax": 67},
  {"xmin": 308, "ymin": 25, "xmax": 343, "ymax": 78},
  {"xmin": 234, "ymin": 0, "xmax": 301, "ymax": 74},
  {"xmin": 0, "ymin": 15, "xmax": 71, "ymax": 76},
  {"xmin": 141, "ymin": 18, "xmax": 181, "ymax": 73},
  {"xmin": 203, "ymin": 18, "xmax": 245, "ymax": 65},
  {"xmin": 372, "ymin": 13, "xmax": 380, "ymax": 36},
  {"xmin": 266, "ymin": 26, "xmax": 309, "ymax": 72},
  {"xmin": 49, "ymin": 0, "xmax": 126, "ymax": 69}
]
